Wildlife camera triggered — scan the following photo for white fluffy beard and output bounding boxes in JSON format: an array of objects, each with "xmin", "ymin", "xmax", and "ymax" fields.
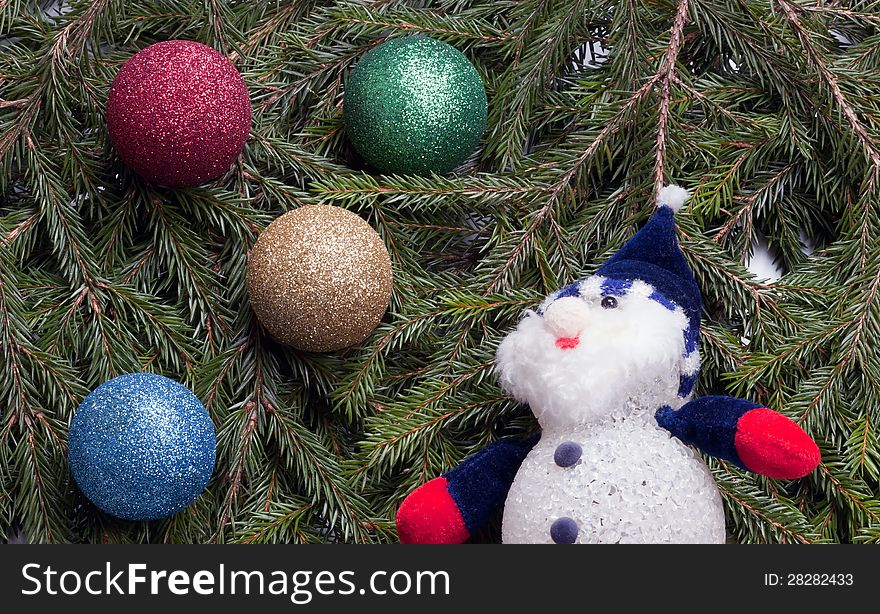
[{"xmin": 495, "ymin": 302, "xmax": 687, "ymax": 431}]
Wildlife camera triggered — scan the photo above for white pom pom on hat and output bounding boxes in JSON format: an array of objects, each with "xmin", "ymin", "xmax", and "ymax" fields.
[{"xmin": 657, "ymin": 185, "xmax": 690, "ymax": 213}]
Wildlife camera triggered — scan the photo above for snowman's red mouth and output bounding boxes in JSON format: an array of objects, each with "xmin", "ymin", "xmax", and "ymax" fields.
[{"xmin": 555, "ymin": 336, "xmax": 580, "ymax": 350}]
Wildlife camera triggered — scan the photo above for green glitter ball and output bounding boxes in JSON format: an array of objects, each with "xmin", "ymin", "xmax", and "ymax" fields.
[{"xmin": 344, "ymin": 36, "xmax": 488, "ymax": 175}]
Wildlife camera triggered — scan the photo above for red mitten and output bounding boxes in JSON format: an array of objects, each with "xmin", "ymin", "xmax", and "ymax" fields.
[
  {"xmin": 395, "ymin": 477, "xmax": 469, "ymax": 544},
  {"xmin": 734, "ymin": 407, "xmax": 821, "ymax": 479}
]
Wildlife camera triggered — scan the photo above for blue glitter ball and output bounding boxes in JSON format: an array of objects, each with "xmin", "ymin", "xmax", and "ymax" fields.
[{"xmin": 68, "ymin": 373, "xmax": 216, "ymax": 521}]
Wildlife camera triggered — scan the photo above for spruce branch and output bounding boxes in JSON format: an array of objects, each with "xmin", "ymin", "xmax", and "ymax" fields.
[
  {"xmin": 652, "ymin": 0, "xmax": 691, "ymax": 197},
  {"xmin": 778, "ymin": 0, "xmax": 880, "ymax": 169},
  {"xmin": 713, "ymin": 162, "xmax": 800, "ymax": 246},
  {"xmin": 484, "ymin": 76, "xmax": 660, "ymax": 294},
  {"xmin": 3, "ymin": 0, "xmax": 879, "ymax": 544}
]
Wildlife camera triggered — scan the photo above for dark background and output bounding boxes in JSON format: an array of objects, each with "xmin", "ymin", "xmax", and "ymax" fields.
[{"xmin": 1, "ymin": 545, "xmax": 868, "ymax": 611}]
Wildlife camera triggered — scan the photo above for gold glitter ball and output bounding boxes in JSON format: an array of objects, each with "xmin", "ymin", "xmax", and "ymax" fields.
[{"xmin": 247, "ymin": 205, "xmax": 393, "ymax": 352}]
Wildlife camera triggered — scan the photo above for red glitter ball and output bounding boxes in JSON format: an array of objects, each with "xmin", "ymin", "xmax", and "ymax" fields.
[{"xmin": 106, "ymin": 40, "xmax": 251, "ymax": 188}]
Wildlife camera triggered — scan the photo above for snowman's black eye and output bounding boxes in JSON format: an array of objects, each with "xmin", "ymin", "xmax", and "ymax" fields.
[{"xmin": 601, "ymin": 296, "xmax": 618, "ymax": 309}]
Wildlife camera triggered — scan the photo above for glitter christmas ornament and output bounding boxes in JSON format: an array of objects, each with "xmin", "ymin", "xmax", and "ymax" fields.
[
  {"xmin": 247, "ymin": 205, "xmax": 393, "ymax": 352},
  {"xmin": 68, "ymin": 373, "xmax": 216, "ymax": 521},
  {"xmin": 396, "ymin": 186, "xmax": 821, "ymax": 544},
  {"xmin": 344, "ymin": 36, "xmax": 487, "ymax": 175},
  {"xmin": 106, "ymin": 40, "xmax": 251, "ymax": 188}
]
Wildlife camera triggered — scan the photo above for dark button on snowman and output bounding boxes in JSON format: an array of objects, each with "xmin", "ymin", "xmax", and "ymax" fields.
[
  {"xmin": 396, "ymin": 186, "xmax": 821, "ymax": 544},
  {"xmin": 553, "ymin": 442, "xmax": 582, "ymax": 468}
]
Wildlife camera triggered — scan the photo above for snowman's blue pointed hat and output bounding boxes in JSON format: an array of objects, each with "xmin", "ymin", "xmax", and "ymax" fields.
[{"xmin": 597, "ymin": 185, "xmax": 701, "ymax": 396}]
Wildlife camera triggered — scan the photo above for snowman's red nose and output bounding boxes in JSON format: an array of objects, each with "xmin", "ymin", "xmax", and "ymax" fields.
[{"xmin": 555, "ymin": 336, "xmax": 580, "ymax": 350}]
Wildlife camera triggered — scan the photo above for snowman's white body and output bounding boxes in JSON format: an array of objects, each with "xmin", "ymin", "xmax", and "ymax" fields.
[
  {"xmin": 502, "ymin": 413, "xmax": 726, "ymax": 544},
  {"xmin": 494, "ymin": 266, "xmax": 727, "ymax": 544}
]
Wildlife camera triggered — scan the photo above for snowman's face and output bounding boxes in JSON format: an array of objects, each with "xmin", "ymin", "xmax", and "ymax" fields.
[{"xmin": 495, "ymin": 276, "xmax": 694, "ymax": 430}]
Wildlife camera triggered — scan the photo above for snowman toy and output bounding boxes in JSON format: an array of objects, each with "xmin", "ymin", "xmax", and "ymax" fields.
[{"xmin": 396, "ymin": 186, "xmax": 821, "ymax": 544}]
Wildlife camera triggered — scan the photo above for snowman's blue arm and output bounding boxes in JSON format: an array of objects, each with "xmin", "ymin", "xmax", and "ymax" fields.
[
  {"xmin": 396, "ymin": 433, "xmax": 540, "ymax": 544},
  {"xmin": 656, "ymin": 396, "xmax": 820, "ymax": 479}
]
